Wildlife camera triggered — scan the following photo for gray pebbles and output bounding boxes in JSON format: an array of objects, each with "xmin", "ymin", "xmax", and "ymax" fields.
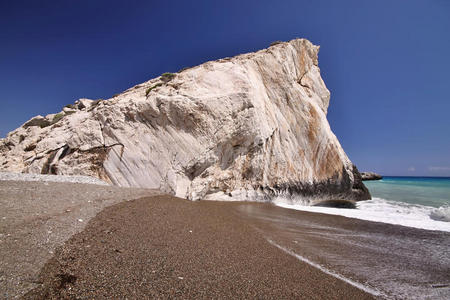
[{"xmin": 0, "ymin": 172, "xmax": 109, "ymax": 185}]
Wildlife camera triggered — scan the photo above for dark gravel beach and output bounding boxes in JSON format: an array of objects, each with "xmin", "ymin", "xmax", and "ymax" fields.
[
  {"xmin": 24, "ymin": 196, "xmax": 374, "ymax": 299},
  {"xmin": 0, "ymin": 180, "xmax": 159, "ymax": 298},
  {"xmin": 3, "ymin": 180, "xmax": 449, "ymax": 299}
]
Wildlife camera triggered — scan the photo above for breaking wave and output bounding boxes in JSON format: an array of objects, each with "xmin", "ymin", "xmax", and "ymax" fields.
[{"xmin": 275, "ymin": 197, "xmax": 450, "ymax": 232}]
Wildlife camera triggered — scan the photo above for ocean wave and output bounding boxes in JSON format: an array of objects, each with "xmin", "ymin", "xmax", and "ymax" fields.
[
  {"xmin": 430, "ymin": 205, "xmax": 450, "ymax": 222},
  {"xmin": 275, "ymin": 198, "xmax": 450, "ymax": 232}
]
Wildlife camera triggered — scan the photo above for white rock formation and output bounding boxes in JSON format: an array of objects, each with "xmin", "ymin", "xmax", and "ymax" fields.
[{"xmin": 0, "ymin": 39, "xmax": 370, "ymax": 204}]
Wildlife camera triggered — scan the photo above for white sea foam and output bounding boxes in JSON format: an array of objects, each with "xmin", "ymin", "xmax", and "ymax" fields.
[
  {"xmin": 275, "ymin": 197, "xmax": 450, "ymax": 232},
  {"xmin": 430, "ymin": 205, "xmax": 450, "ymax": 222}
]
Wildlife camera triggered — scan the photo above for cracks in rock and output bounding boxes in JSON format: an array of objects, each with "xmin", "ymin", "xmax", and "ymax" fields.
[
  {"xmin": 41, "ymin": 149, "xmax": 60, "ymax": 174},
  {"xmin": 39, "ymin": 141, "xmax": 124, "ymax": 177},
  {"xmin": 38, "ymin": 138, "xmax": 124, "ymax": 176},
  {"xmin": 254, "ymin": 60, "xmax": 272, "ymax": 94},
  {"xmin": 183, "ymin": 150, "xmax": 215, "ymax": 181},
  {"xmin": 58, "ymin": 145, "xmax": 71, "ymax": 160},
  {"xmin": 28, "ymin": 117, "xmax": 127, "ymax": 175},
  {"xmin": 98, "ymin": 121, "xmax": 107, "ymax": 147},
  {"xmin": 40, "ymin": 145, "xmax": 77, "ymax": 174},
  {"xmin": 143, "ymin": 118, "xmax": 157, "ymax": 131},
  {"xmin": 297, "ymin": 70, "xmax": 313, "ymax": 98},
  {"xmin": 97, "ymin": 120, "xmax": 125, "ymax": 160},
  {"xmin": 77, "ymin": 142, "xmax": 125, "ymax": 156},
  {"xmin": 297, "ymin": 70, "xmax": 309, "ymax": 88}
]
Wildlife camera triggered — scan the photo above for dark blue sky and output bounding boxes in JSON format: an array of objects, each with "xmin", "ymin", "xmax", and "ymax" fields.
[{"xmin": 1, "ymin": 0, "xmax": 449, "ymax": 176}]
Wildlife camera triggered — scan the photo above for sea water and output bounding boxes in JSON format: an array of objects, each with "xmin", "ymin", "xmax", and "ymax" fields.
[
  {"xmin": 248, "ymin": 177, "xmax": 450, "ymax": 298},
  {"xmin": 276, "ymin": 176, "xmax": 450, "ymax": 232},
  {"xmin": 239, "ymin": 201, "xmax": 450, "ymax": 299},
  {"xmin": 364, "ymin": 176, "xmax": 450, "ymax": 208}
]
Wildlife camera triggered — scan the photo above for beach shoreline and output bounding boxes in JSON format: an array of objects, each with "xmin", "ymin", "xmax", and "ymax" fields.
[
  {"xmin": 21, "ymin": 195, "xmax": 375, "ymax": 300},
  {"xmin": 1, "ymin": 180, "xmax": 449, "ymax": 299}
]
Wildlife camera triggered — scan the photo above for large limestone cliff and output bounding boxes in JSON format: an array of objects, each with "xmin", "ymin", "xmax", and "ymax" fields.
[{"xmin": 0, "ymin": 39, "xmax": 370, "ymax": 204}]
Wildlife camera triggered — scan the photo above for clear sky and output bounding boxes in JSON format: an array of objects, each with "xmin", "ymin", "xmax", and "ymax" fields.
[{"xmin": 1, "ymin": 0, "xmax": 449, "ymax": 176}]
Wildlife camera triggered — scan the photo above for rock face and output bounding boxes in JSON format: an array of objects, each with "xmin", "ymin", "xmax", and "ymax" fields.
[
  {"xmin": 0, "ymin": 39, "xmax": 370, "ymax": 204},
  {"xmin": 361, "ymin": 172, "xmax": 383, "ymax": 181}
]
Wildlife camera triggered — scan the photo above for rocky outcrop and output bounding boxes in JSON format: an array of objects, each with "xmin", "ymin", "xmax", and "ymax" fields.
[
  {"xmin": 0, "ymin": 39, "xmax": 370, "ymax": 204},
  {"xmin": 361, "ymin": 172, "xmax": 383, "ymax": 181},
  {"xmin": 314, "ymin": 199, "xmax": 357, "ymax": 209}
]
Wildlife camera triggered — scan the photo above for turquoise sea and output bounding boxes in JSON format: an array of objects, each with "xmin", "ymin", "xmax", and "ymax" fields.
[
  {"xmin": 276, "ymin": 176, "xmax": 450, "ymax": 232},
  {"xmin": 364, "ymin": 176, "xmax": 450, "ymax": 208}
]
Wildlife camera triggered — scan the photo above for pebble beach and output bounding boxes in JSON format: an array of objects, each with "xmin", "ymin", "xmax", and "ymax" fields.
[{"xmin": 1, "ymin": 173, "xmax": 449, "ymax": 299}]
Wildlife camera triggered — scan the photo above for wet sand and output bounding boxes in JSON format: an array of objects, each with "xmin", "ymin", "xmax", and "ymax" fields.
[
  {"xmin": 23, "ymin": 196, "xmax": 374, "ymax": 299},
  {"xmin": 237, "ymin": 204, "xmax": 450, "ymax": 299}
]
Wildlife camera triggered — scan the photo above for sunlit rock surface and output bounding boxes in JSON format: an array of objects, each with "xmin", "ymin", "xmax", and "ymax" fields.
[{"xmin": 0, "ymin": 39, "xmax": 370, "ymax": 204}]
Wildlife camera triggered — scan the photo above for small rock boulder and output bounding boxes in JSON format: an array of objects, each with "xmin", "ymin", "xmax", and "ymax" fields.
[
  {"xmin": 314, "ymin": 199, "xmax": 357, "ymax": 209},
  {"xmin": 360, "ymin": 172, "xmax": 383, "ymax": 181},
  {"xmin": 75, "ymin": 98, "xmax": 95, "ymax": 110},
  {"xmin": 23, "ymin": 115, "xmax": 52, "ymax": 129}
]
